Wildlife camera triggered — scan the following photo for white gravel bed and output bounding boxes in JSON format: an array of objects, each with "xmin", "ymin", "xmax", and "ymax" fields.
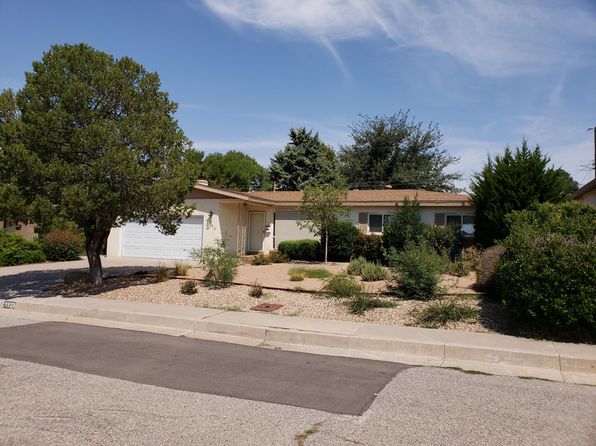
[{"xmin": 94, "ymin": 278, "xmax": 495, "ymax": 332}]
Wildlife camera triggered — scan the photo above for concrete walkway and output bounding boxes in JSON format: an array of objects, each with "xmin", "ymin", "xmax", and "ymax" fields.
[{"xmin": 2, "ymin": 295, "xmax": 595, "ymax": 385}]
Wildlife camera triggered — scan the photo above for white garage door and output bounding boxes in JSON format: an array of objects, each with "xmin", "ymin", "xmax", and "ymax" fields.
[{"xmin": 121, "ymin": 216, "xmax": 203, "ymax": 260}]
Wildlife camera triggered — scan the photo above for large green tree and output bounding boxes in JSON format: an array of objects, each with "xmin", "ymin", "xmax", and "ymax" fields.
[
  {"xmin": 0, "ymin": 43, "xmax": 200, "ymax": 284},
  {"xmin": 339, "ymin": 112, "xmax": 461, "ymax": 191},
  {"xmin": 470, "ymin": 140, "xmax": 577, "ymax": 247},
  {"xmin": 202, "ymin": 150, "xmax": 270, "ymax": 191},
  {"xmin": 269, "ymin": 127, "xmax": 343, "ymax": 191}
]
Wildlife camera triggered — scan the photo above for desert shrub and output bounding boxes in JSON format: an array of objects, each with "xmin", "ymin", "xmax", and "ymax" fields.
[
  {"xmin": 494, "ymin": 202, "xmax": 596, "ymax": 339},
  {"xmin": 191, "ymin": 238, "xmax": 240, "ymax": 288},
  {"xmin": 180, "ymin": 280, "xmax": 197, "ymax": 295},
  {"xmin": 322, "ymin": 273, "xmax": 362, "ymax": 298},
  {"xmin": 347, "ymin": 256, "xmax": 368, "ymax": 276},
  {"xmin": 354, "ymin": 233, "xmax": 383, "ymax": 262},
  {"xmin": 412, "ymin": 300, "xmax": 480, "ymax": 328},
  {"xmin": 360, "ymin": 262, "xmax": 388, "ymax": 281},
  {"xmin": 476, "ymin": 245, "xmax": 506, "ymax": 293},
  {"xmin": 249, "ymin": 281, "xmax": 264, "ymax": 298},
  {"xmin": 174, "ymin": 261, "xmax": 191, "ymax": 276},
  {"xmin": 288, "ymin": 267, "xmax": 332, "ymax": 279},
  {"xmin": 423, "ymin": 224, "xmax": 462, "ymax": 259},
  {"xmin": 448, "ymin": 247, "xmax": 481, "ymax": 277},
  {"xmin": 270, "ymin": 250, "xmax": 289, "ymax": 263},
  {"xmin": 277, "ymin": 239, "xmax": 321, "ymax": 261},
  {"xmin": 0, "ymin": 230, "xmax": 46, "ymax": 266},
  {"xmin": 388, "ymin": 244, "xmax": 446, "ymax": 300},
  {"xmin": 155, "ymin": 264, "xmax": 172, "ymax": 282},
  {"xmin": 252, "ymin": 252, "xmax": 271, "ymax": 265},
  {"xmin": 327, "ymin": 219, "xmax": 359, "ymax": 261},
  {"xmin": 348, "ymin": 294, "xmax": 397, "ymax": 315},
  {"xmin": 40, "ymin": 227, "xmax": 84, "ymax": 261}
]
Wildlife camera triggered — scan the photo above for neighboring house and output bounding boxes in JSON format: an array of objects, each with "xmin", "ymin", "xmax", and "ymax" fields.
[
  {"xmin": 106, "ymin": 181, "xmax": 475, "ymax": 260},
  {"xmin": 572, "ymin": 178, "xmax": 596, "ymax": 206},
  {"xmin": 0, "ymin": 220, "xmax": 37, "ymax": 241}
]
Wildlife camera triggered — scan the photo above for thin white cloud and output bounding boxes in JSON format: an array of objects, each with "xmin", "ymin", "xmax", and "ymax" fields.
[{"xmin": 198, "ymin": 0, "xmax": 596, "ymax": 76}]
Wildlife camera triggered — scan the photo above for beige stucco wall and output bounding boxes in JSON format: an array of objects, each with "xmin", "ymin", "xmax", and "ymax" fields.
[
  {"xmin": 575, "ymin": 188, "xmax": 596, "ymax": 206},
  {"xmin": 1, "ymin": 221, "xmax": 37, "ymax": 241}
]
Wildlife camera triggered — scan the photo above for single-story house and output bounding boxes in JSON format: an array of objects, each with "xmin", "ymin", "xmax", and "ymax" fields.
[
  {"xmin": 0, "ymin": 220, "xmax": 37, "ymax": 241},
  {"xmin": 572, "ymin": 177, "xmax": 596, "ymax": 206},
  {"xmin": 106, "ymin": 181, "xmax": 475, "ymax": 260}
]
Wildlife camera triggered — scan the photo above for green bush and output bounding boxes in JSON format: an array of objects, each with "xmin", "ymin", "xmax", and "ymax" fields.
[
  {"xmin": 423, "ymin": 224, "xmax": 462, "ymax": 260},
  {"xmin": 348, "ymin": 294, "xmax": 397, "ymax": 315},
  {"xmin": 0, "ymin": 230, "xmax": 46, "ymax": 266},
  {"xmin": 40, "ymin": 227, "xmax": 85, "ymax": 261},
  {"xmin": 354, "ymin": 233, "xmax": 383, "ymax": 262},
  {"xmin": 360, "ymin": 262, "xmax": 388, "ymax": 281},
  {"xmin": 288, "ymin": 267, "xmax": 332, "ymax": 279},
  {"xmin": 327, "ymin": 219, "xmax": 359, "ymax": 261},
  {"xmin": 252, "ymin": 252, "xmax": 271, "ymax": 265},
  {"xmin": 448, "ymin": 247, "xmax": 481, "ymax": 277},
  {"xmin": 322, "ymin": 273, "xmax": 362, "ymax": 298},
  {"xmin": 476, "ymin": 245, "xmax": 506, "ymax": 293},
  {"xmin": 180, "ymin": 280, "xmax": 197, "ymax": 295},
  {"xmin": 383, "ymin": 197, "xmax": 425, "ymax": 253},
  {"xmin": 494, "ymin": 202, "xmax": 596, "ymax": 339},
  {"xmin": 191, "ymin": 239, "xmax": 241, "ymax": 288},
  {"xmin": 347, "ymin": 256, "xmax": 368, "ymax": 276},
  {"xmin": 388, "ymin": 244, "xmax": 446, "ymax": 300},
  {"xmin": 289, "ymin": 272, "xmax": 304, "ymax": 281},
  {"xmin": 412, "ymin": 300, "xmax": 480, "ymax": 328},
  {"xmin": 277, "ymin": 239, "xmax": 321, "ymax": 261}
]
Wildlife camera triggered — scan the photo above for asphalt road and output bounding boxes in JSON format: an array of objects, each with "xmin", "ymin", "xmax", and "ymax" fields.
[
  {"xmin": 1, "ymin": 315, "xmax": 595, "ymax": 445},
  {"xmin": 0, "ymin": 321, "xmax": 406, "ymax": 415}
]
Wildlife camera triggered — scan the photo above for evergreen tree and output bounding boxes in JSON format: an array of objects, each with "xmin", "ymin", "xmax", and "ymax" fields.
[
  {"xmin": 0, "ymin": 44, "xmax": 199, "ymax": 284},
  {"xmin": 470, "ymin": 140, "xmax": 577, "ymax": 247},
  {"xmin": 339, "ymin": 112, "xmax": 461, "ymax": 191},
  {"xmin": 269, "ymin": 128, "xmax": 343, "ymax": 190},
  {"xmin": 203, "ymin": 150, "xmax": 270, "ymax": 191}
]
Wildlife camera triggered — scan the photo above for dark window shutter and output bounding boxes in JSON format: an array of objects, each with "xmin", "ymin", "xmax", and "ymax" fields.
[
  {"xmin": 434, "ymin": 213, "xmax": 446, "ymax": 226},
  {"xmin": 358, "ymin": 212, "xmax": 368, "ymax": 232}
]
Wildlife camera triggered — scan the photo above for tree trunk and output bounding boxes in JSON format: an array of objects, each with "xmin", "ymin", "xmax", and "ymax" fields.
[
  {"xmin": 324, "ymin": 231, "xmax": 329, "ymax": 263},
  {"xmin": 85, "ymin": 224, "xmax": 110, "ymax": 286}
]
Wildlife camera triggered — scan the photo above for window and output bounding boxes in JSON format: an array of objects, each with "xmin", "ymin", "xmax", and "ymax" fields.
[
  {"xmin": 445, "ymin": 214, "xmax": 475, "ymax": 237},
  {"xmin": 369, "ymin": 214, "xmax": 393, "ymax": 233}
]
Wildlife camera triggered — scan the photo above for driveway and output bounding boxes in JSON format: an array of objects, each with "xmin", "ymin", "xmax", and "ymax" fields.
[{"xmin": 0, "ymin": 257, "xmax": 175, "ymax": 300}]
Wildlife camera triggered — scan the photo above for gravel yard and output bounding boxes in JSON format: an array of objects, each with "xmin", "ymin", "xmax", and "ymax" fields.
[{"xmin": 47, "ymin": 273, "xmax": 508, "ymax": 332}]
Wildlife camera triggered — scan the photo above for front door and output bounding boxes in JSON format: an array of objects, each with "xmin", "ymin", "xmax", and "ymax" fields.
[{"xmin": 248, "ymin": 212, "xmax": 265, "ymax": 252}]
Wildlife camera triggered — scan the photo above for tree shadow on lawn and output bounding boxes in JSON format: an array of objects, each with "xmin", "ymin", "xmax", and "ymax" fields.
[{"xmin": 0, "ymin": 266, "xmax": 159, "ymax": 300}]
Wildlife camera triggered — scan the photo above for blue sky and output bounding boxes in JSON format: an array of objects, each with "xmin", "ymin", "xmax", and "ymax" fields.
[{"xmin": 1, "ymin": 0, "xmax": 595, "ymax": 190}]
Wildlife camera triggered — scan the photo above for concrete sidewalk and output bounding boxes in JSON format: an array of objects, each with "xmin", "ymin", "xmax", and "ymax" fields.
[{"xmin": 2, "ymin": 296, "xmax": 595, "ymax": 385}]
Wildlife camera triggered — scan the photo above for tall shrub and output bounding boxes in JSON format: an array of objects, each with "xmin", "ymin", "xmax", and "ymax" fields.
[
  {"xmin": 494, "ymin": 202, "xmax": 596, "ymax": 340},
  {"xmin": 40, "ymin": 227, "xmax": 85, "ymax": 261},
  {"xmin": 383, "ymin": 197, "xmax": 425, "ymax": 253},
  {"xmin": 327, "ymin": 219, "xmax": 359, "ymax": 261},
  {"xmin": 388, "ymin": 244, "xmax": 446, "ymax": 300},
  {"xmin": 0, "ymin": 230, "xmax": 46, "ymax": 266}
]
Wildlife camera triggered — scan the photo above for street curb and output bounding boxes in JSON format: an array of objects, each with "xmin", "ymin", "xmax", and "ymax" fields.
[{"xmin": 2, "ymin": 297, "xmax": 594, "ymax": 385}]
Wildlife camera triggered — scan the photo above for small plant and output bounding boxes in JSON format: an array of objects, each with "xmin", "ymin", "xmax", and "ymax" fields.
[
  {"xmin": 155, "ymin": 264, "xmax": 172, "ymax": 282},
  {"xmin": 292, "ymin": 286, "xmax": 306, "ymax": 292},
  {"xmin": 288, "ymin": 267, "xmax": 332, "ymax": 279},
  {"xmin": 224, "ymin": 306, "xmax": 241, "ymax": 312},
  {"xmin": 191, "ymin": 238, "xmax": 240, "ymax": 289},
  {"xmin": 388, "ymin": 244, "xmax": 446, "ymax": 300},
  {"xmin": 346, "ymin": 256, "xmax": 368, "ymax": 276},
  {"xmin": 174, "ymin": 261, "xmax": 191, "ymax": 276},
  {"xmin": 360, "ymin": 262, "xmax": 388, "ymax": 281},
  {"xmin": 412, "ymin": 300, "xmax": 480, "ymax": 328},
  {"xmin": 348, "ymin": 294, "xmax": 397, "ymax": 315},
  {"xmin": 252, "ymin": 252, "xmax": 271, "ymax": 265},
  {"xmin": 249, "ymin": 281, "xmax": 264, "ymax": 298},
  {"xmin": 180, "ymin": 280, "xmax": 197, "ymax": 295},
  {"xmin": 321, "ymin": 273, "xmax": 362, "ymax": 298},
  {"xmin": 269, "ymin": 250, "xmax": 289, "ymax": 263},
  {"xmin": 289, "ymin": 272, "xmax": 305, "ymax": 281}
]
